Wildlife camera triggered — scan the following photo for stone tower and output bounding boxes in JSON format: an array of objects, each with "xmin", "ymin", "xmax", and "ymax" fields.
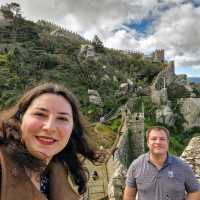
[
  {"xmin": 126, "ymin": 110, "xmax": 145, "ymax": 158},
  {"xmin": 152, "ymin": 49, "xmax": 165, "ymax": 62}
]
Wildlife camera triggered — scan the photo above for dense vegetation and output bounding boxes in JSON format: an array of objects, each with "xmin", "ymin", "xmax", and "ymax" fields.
[
  {"xmin": 0, "ymin": 3, "xmax": 199, "ymax": 155},
  {"xmin": 0, "ymin": 3, "xmax": 162, "ymax": 113}
]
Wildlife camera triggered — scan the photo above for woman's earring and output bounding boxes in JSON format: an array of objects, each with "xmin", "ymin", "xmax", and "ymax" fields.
[
  {"xmin": 15, "ymin": 111, "xmax": 21, "ymax": 121},
  {"xmin": 21, "ymin": 137, "xmax": 25, "ymax": 145}
]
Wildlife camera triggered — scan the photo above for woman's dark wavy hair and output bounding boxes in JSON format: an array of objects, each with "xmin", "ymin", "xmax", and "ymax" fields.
[{"xmin": 0, "ymin": 83, "xmax": 99, "ymax": 194}]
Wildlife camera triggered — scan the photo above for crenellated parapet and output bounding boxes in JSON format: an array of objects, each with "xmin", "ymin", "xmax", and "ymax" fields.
[
  {"xmin": 151, "ymin": 49, "xmax": 165, "ymax": 62},
  {"xmin": 37, "ymin": 20, "xmax": 86, "ymax": 42}
]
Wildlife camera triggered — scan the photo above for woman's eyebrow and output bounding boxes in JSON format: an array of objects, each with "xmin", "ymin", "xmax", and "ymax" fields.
[
  {"xmin": 34, "ymin": 107, "xmax": 48, "ymax": 112},
  {"xmin": 58, "ymin": 112, "xmax": 72, "ymax": 116},
  {"xmin": 35, "ymin": 107, "xmax": 72, "ymax": 116}
]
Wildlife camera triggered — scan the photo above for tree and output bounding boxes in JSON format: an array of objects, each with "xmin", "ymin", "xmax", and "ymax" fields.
[
  {"xmin": 92, "ymin": 35, "xmax": 104, "ymax": 53},
  {"xmin": 0, "ymin": 2, "xmax": 22, "ymax": 19}
]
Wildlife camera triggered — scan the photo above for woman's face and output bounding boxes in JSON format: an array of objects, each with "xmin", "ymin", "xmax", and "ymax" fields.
[{"xmin": 21, "ymin": 93, "xmax": 74, "ymax": 164}]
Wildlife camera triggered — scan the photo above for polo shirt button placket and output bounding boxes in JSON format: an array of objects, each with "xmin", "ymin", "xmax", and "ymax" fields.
[{"xmin": 165, "ymin": 193, "xmax": 172, "ymax": 200}]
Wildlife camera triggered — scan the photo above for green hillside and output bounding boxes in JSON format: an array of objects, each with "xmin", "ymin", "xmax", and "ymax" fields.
[
  {"xmin": 0, "ymin": 3, "xmax": 162, "ymax": 114},
  {"xmin": 1, "ymin": 3, "xmax": 198, "ymax": 156}
]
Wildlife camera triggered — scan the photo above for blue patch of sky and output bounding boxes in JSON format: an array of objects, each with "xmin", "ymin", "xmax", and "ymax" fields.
[
  {"xmin": 122, "ymin": 4, "xmax": 170, "ymax": 38},
  {"xmin": 126, "ymin": 18, "xmax": 153, "ymax": 35},
  {"xmin": 192, "ymin": 0, "xmax": 200, "ymax": 7},
  {"xmin": 175, "ymin": 66, "xmax": 200, "ymax": 77},
  {"xmin": 181, "ymin": 0, "xmax": 200, "ymax": 7},
  {"xmin": 123, "ymin": 15, "xmax": 157, "ymax": 39}
]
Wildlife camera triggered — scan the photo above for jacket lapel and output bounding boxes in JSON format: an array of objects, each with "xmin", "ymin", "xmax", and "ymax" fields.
[
  {"xmin": 0, "ymin": 148, "xmax": 47, "ymax": 200},
  {"xmin": 0, "ymin": 147, "xmax": 80, "ymax": 200},
  {"xmin": 49, "ymin": 162, "xmax": 80, "ymax": 200}
]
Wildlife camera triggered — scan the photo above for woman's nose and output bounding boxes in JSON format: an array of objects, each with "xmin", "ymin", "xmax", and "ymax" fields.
[{"xmin": 42, "ymin": 117, "xmax": 57, "ymax": 132}]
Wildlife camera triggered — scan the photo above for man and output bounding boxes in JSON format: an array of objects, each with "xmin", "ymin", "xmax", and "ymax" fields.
[{"xmin": 123, "ymin": 126, "xmax": 200, "ymax": 200}]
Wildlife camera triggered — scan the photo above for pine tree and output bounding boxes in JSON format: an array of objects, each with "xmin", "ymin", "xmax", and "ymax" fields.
[{"xmin": 92, "ymin": 35, "xmax": 104, "ymax": 53}]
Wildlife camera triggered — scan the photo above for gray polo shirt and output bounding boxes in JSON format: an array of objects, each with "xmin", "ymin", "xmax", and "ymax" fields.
[{"xmin": 126, "ymin": 153, "xmax": 200, "ymax": 200}]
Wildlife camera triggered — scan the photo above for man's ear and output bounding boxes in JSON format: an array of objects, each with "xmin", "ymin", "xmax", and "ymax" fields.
[{"xmin": 146, "ymin": 138, "xmax": 150, "ymax": 148}]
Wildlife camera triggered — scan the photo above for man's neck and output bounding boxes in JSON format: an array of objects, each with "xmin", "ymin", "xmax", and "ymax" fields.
[{"xmin": 149, "ymin": 153, "xmax": 167, "ymax": 168}]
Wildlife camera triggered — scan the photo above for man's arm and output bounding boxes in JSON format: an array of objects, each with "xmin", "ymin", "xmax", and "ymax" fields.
[
  {"xmin": 123, "ymin": 185, "xmax": 137, "ymax": 200},
  {"xmin": 186, "ymin": 191, "xmax": 200, "ymax": 200}
]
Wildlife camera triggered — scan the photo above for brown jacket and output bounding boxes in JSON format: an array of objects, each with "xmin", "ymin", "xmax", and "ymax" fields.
[{"xmin": 0, "ymin": 147, "xmax": 80, "ymax": 200}]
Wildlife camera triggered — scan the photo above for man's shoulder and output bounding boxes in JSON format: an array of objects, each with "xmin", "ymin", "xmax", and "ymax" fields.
[
  {"xmin": 170, "ymin": 155, "xmax": 193, "ymax": 171},
  {"xmin": 129, "ymin": 153, "xmax": 147, "ymax": 168}
]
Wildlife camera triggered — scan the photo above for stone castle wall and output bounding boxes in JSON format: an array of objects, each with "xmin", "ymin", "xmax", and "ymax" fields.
[
  {"xmin": 107, "ymin": 107, "xmax": 145, "ymax": 200},
  {"xmin": 151, "ymin": 61, "xmax": 175, "ymax": 105}
]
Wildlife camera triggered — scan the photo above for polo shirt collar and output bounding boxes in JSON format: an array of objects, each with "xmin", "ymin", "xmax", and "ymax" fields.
[{"xmin": 146, "ymin": 152, "xmax": 173, "ymax": 166}]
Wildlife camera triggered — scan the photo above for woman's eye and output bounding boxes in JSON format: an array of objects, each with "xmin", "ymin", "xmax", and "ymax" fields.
[
  {"xmin": 57, "ymin": 117, "xmax": 69, "ymax": 122},
  {"xmin": 34, "ymin": 112, "xmax": 46, "ymax": 117}
]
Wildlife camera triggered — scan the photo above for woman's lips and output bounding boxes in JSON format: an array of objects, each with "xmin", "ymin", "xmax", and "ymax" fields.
[{"xmin": 36, "ymin": 136, "xmax": 56, "ymax": 145}]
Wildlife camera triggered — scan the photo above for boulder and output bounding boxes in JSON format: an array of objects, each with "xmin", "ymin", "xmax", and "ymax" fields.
[
  {"xmin": 88, "ymin": 89, "xmax": 100, "ymax": 96},
  {"xmin": 117, "ymin": 80, "xmax": 135, "ymax": 96},
  {"xmin": 88, "ymin": 89, "xmax": 103, "ymax": 106},
  {"xmin": 156, "ymin": 105, "xmax": 176, "ymax": 126},
  {"xmin": 118, "ymin": 83, "xmax": 129, "ymax": 96},
  {"xmin": 179, "ymin": 98, "xmax": 200, "ymax": 130},
  {"xmin": 151, "ymin": 87, "xmax": 168, "ymax": 105},
  {"xmin": 101, "ymin": 74, "xmax": 110, "ymax": 81},
  {"xmin": 175, "ymin": 74, "xmax": 188, "ymax": 85},
  {"xmin": 80, "ymin": 44, "xmax": 95, "ymax": 58},
  {"xmin": 181, "ymin": 136, "xmax": 200, "ymax": 182}
]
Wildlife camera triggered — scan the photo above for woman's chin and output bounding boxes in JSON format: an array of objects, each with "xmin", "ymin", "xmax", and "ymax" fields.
[{"xmin": 32, "ymin": 150, "xmax": 52, "ymax": 164}]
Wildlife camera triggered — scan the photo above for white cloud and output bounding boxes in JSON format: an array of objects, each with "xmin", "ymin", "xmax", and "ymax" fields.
[
  {"xmin": 104, "ymin": 29, "xmax": 140, "ymax": 50},
  {"xmin": 175, "ymin": 53, "xmax": 200, "ymax": 67},
  {"xmin": 1, "ymin": 0, "xmax": 200, "ymax": 76},
  {"xmin": 136, "ymin": 3, "xmax": 200, "ymax": 72}
]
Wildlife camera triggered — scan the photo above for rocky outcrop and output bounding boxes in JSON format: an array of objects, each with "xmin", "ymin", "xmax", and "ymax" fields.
[
  {"xmin": 0, "ymin": 11, "xmax": 11, "ymax": 27},
  {"xmin": 151, "ymin": 61, "xmax": 175, "ymax": 106},
  {"xmin": 151, "ymin": 87, "xmax": 168, "ymax": 105},
  {"xmin": 154, "ymin": 61, "xmax": 175, "ymax": 89},
  {"xmin": 156, "ymin": 105, "xmax": 176, "ymax": 126},
  {"xmin": 175, "ymin": 74, "xmax": 188, "ymax": 85},
  {"xmin": 179, "ymin": 98, "xmax": 200, "ymax": 130},
  {"xmin": 101, "ymin": 74, "xmax": 110, "ymax": 81},
  {"xmin": 79, "ymin": 44, "xmax": 96, "ymax": 59},
  {"xmin": 88, "ymin": 89, "xmax": 103, "ymax": 106},
  {"xmin": 181, "ymin": 136, "xmax": 200, "ymax": 182},
  {"xmin": 107, "ymin": 162, "xmax": 126, "ymax": 200},
  {"xmin": 116, "ymin": 79, "xmax": 135, "ymax": 96}
]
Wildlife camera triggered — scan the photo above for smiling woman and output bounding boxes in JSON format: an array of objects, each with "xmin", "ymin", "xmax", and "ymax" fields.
[{"xmin": 0, "ymin": 83, "xmax": 101, "ymax": 200}]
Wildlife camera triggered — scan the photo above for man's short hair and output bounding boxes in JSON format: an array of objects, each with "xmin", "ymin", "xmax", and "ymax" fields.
[{"xmin": 146, "ymin": 126, "xmax": 170, "ymax": 140}]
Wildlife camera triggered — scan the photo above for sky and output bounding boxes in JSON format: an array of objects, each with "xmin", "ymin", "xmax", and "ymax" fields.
[{"xmin": 1, "ymin": 0, "xmax": 200, "ymax": 77}]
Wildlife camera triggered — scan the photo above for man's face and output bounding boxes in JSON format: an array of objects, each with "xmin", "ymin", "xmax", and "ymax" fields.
[{"xmin": 147, "ymin": 129, "xmax": 169, "ymax": 157}]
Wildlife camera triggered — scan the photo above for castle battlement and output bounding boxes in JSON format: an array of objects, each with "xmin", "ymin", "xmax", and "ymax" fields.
[{"xmin": 151, "ymin": 49, "xmax": 165, "ymax": 62}]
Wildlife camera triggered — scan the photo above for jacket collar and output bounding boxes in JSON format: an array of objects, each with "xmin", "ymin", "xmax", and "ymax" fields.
[{"xmin": 0, "ymin": 147, "xmax": 80, "ymax": 200}]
